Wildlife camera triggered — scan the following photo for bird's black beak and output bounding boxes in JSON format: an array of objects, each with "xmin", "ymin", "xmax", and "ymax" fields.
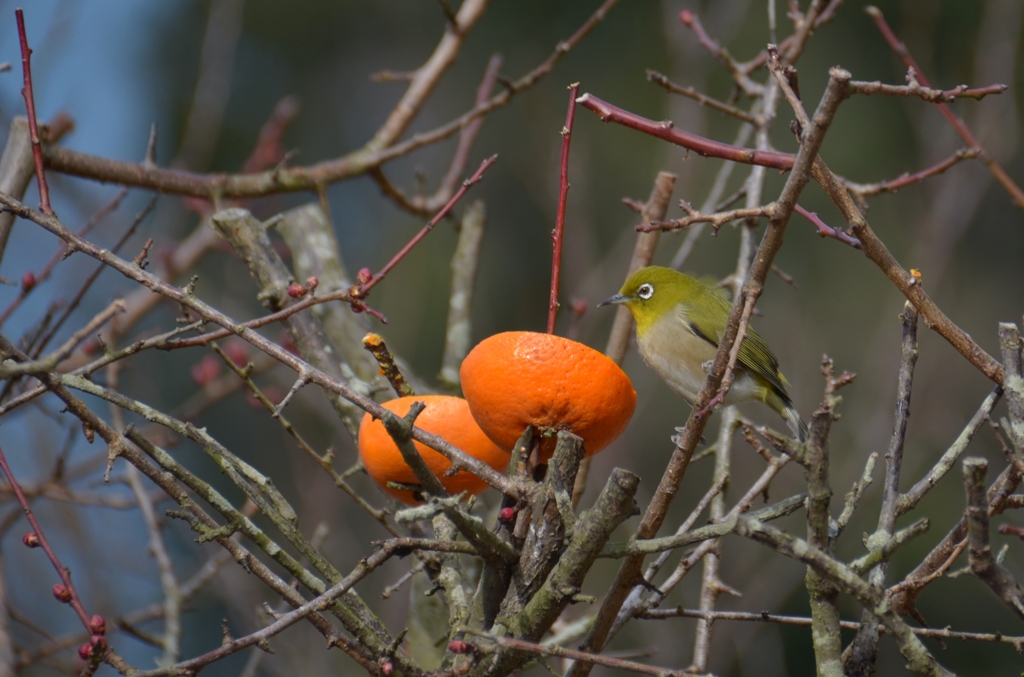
[{"xmin": 598, "ymin": 293, "xmax": 630, "ymax": 308}]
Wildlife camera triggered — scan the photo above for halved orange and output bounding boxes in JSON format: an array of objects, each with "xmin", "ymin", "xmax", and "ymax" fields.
[
  {"xmin": 460, "ymin": 331, "xmax": 636, "ymax": 459},
  {"xmin": 358, "ymin": 395, "xmax": 510, "ymax": 505}
]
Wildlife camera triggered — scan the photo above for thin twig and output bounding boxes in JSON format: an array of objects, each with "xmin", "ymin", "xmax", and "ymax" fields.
[
  {"xmin": 358, "ymin": 154, "xmax": 497, "ymax": 298},
  {"xmin": 0, "ymin": 299, "xmax": 126, "ymax": 378},
  {"xmin": 865, "ymin": 5, "xmax": 1024, "ymax": 209},
  {"xmin": 462, "ymin": 630, "xmax": 694, "ymax": 677},
  {"xmin": 636, "ymin": 608, "xmax": 1024, "ymax": 648},
  {"xmin": 372, "ymin": 54, "xmax": 503, "ymax": 216},
  {"xmin": 643, "ymin": 202, "xmax": 770, "ymax": 232},
  {"xmin": 159, "ymin": 288, "xmax": 383, "ymax": 350},
  {"xmin": 848, "ymin": 76, "xmax": 1007, "ymax": 103},
  {"xmin": 0, "ymin": 444, "xmax": 95, "ymax": 632},
  {"xmin": 547, "ymin": 83, "xmax": 580, "ymax": 334},
  {"xmin": 678, "ymin": 9, "xmax": 765, "ymax": 98},
  {"xmin": 646, "ymin": 69, "xmax": 759, "ymax": 124},
  {"xmin": 0, "ymin": 188, "xmax": 128, "ymax": 327},
  {"xmin": 578, "ymin": 93, "xmax": 794, "ymax": 172},
  {"xmin": 15, "ymin": 10, "xmax": 51, "ymax": 215},
  {"xmin": 127, "ymin": 538, "xmax": 422, "ymax": 677},
  {"xmin": 844, "ymin": 147, "xmax": 981, "ymax": 202},
  {"xmin": 29, "ymin": 196, "xmax": 158, "ymax": 361},
  {"xmin": 42, "ymin": 0, "xmax": 623, "ymax": 199}
]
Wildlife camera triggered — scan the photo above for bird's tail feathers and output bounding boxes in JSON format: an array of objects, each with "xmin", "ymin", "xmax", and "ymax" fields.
[
  {"xmin": 765, "ymin": 388, "xmax": 808, "ymax": 442},
  {"xmin": 785, "ymin": 405, "xmax": 808, "ymax": 442}
]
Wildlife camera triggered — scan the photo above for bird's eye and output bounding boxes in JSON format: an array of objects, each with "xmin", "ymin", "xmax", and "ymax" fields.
[{"xmin": 637, "ymin": 283, "xmax": 654, "ymax": 300}]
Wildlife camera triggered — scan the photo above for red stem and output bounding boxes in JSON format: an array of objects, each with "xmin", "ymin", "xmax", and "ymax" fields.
[
  {"xmin": 547, "ymin": 83, "xmax": 579, "ymax": 334},
  {"xmin": 440, "ymin": 54, "xmax": 503, "ymax": 199},
  {"xmin": 162, "ymin": 288, "xmax": 385, "ymax": 349},
  {"xmin": 0, "ymin": 443, "xmax": 92, "ymax": 628},
  {"xmin": 679, "ymin": 10, "xmax": 729, "ymax": 66},
  {"xmin": 242, "ymin": 95, "xmax": 302, "ymax": 174},
  {"xmin": 359, "ymin": 154, "xmax": 497, "ymax": 296},
  {"xmin": 577, "ymin": 92, "xmax": 795, "ymax": 171},
  {"xmin": 864, "ymin": 147, "xmax": 980, "ymax": 196},
  {"xmin": 15, "ymin": 9, "xmax": 52, "ymax": 215},
  {"xmin": 866, "ymin": 6, "xmax": 1024, "ymax": 210},
  {"xmin": 793, "ymin": 204, "xmax": 862, "ymax": 249}
]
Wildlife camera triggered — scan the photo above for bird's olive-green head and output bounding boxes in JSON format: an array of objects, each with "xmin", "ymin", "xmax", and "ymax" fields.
[{"xmin": 600, "ymin": 265, "xmax": 722, "ymax": 336}]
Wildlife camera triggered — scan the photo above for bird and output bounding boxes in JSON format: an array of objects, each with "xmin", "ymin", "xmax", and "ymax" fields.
[{"xmin": 600, "ymin": 265, "xmax": 807, "ymax": 441}]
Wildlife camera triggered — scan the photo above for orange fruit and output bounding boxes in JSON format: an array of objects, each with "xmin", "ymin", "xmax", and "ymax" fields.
[
  {"xmin": 459, "ymin": 332, "xmax": 636, "ymax": 459},
  {"xmin": 358, "ymin": 395, "xmax": 510, "ymax": 505}
]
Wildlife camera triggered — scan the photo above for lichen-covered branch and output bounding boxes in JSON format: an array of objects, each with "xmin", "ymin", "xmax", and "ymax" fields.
[
  {"xmin": 439, "ymin": 199, "xmax": 486, "ymax": 387},
  {"xmin": 962, "ymin": 457, "xmax": 1024, "ymax": 621},
  {"xmin": 736, "ymin": 516, "xmax": 954, "ymax": 677}
]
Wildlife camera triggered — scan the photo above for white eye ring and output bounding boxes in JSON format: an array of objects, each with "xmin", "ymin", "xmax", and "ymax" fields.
[{"xmin": 637, "ymin": 283, "xmax": 654, "ymax": 300}]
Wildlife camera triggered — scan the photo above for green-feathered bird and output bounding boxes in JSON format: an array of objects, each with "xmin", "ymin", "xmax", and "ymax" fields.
[{"xmin": 600, "ymin": 265, "xmax": 807, "ymax": 441}]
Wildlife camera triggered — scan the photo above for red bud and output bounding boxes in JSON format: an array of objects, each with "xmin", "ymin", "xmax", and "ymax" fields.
[
  {"xmin": 356, "ymin": 268, "xmax": 372, "ymax": 285},
  {"xmin": 90, "ymin": 635, "xmax": 106, "ymax": 651},
  {"xmin": 680, "ymin": 9, "xmax": 694, "ymax": 24},
  {"xmin": 448, "ymin": 640, "xmax": 468, "ymax": 654},
  {"xmin": 21, "ymin": 271, "xmax": 36, "ymax": 292},
  {"xmin": 287, "ymin": 282, "xmax": 306, "ymax": 298},
  {"xmin": 78, "ymin": 643, "xmax": 93, "ymax": 660},
  {"xmin": 224, "ymin": 341, "xmax": 250, "ymax": 368},
  {"xmin": 22, "ymin": 532, "xmax": 40, "ymax": 548},
  {"xmin": 305, "ymin": 276, "xmax": 319, "ymax": 290},
  {"xmin": 53, "ymin": 583, "xmax": 72, "ymax": 603},
  {"xmin": 381, "ymin": 661, "xmax": 394, "ymax": 675},
  {"xmin": 499, "ymin": 507, "xmax": 516, "ymax": 521},
  {"xmin": 89, "ymin": 614, "xmax": 106, "ymax": 635},
  {"xmin": 190, "ymin": 353, "xmax": 222, "ymax": 386}
]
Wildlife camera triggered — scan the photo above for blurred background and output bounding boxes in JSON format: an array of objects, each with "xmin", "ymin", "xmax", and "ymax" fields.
[{"xmin": 0, "ymin": 0, "xmax": 1022, "ymax": 675}]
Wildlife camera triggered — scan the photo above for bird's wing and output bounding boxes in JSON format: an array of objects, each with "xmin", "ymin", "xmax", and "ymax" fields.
[{"xmin": 680, "ymin": 301, "xmax": 788, "ymax": 395}]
